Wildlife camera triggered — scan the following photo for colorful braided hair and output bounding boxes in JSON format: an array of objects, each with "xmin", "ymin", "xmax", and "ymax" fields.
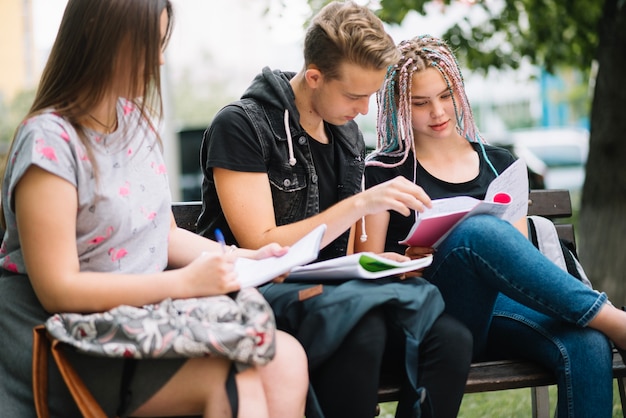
[
  {"xmin": 366, "ymin": 34, "xmax": 496, "ymax": 175},
  {"xmin": 359, "ymin": 35, "xmax": 496, "ymax": 242}
]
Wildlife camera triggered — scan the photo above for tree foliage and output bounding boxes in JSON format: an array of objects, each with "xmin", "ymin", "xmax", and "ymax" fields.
[
  {"xmin": 309, "ymin": 0, "xmax": 603, "ymax": 75},
  {"xmin": 398, "ymin": 0, "xmax": 598, "ymax": 73}
]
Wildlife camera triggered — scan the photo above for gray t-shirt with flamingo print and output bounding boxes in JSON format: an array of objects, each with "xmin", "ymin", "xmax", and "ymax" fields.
[{"xmin": 0, "ymin": 99, "xmax": 172, "ymax": 275}]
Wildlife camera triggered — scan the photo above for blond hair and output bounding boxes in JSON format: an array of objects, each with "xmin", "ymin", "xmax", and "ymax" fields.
[{"xmin": 304, "ymin": 1, "xmax": 399, "ymax": 80}]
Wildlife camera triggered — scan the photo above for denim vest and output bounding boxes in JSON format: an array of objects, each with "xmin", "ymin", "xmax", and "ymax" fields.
[{"xmin": 198, "ymin": 98, "xmax": 366, "ymax": 259}]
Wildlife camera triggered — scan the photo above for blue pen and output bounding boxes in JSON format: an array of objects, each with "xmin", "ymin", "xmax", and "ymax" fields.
[{"xmin": 214, "ymin": 228, "xmax": 226, "ymax": 253}]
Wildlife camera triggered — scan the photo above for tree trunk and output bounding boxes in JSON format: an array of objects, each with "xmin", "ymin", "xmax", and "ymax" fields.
[{"xmin": 578, "ymin": 0, "xmax": 626, "ymax": 304}]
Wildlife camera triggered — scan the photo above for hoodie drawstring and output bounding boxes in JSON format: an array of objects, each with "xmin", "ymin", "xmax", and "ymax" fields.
[
  {"xmin": 360, "ymin": 173, "xmax": 368, "ymax": 242},
  {"xmin": 284, "ymin": 110, "xmax": 297, "ymax": 166}
]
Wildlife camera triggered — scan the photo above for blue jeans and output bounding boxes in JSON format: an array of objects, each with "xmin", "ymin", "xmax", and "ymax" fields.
[
  {"xmin": 424, "ymin": 215, "xmax": 613, "ymax": 417},
  {"xmin": 489, "ymin": 295, "xmax": 612, "ymax": 417}
]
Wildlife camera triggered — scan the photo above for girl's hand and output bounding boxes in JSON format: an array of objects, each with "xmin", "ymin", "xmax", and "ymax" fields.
[
  {"xmin": 240, "ymin": 242, "xmax": 289, "ymax": 260},
  {"xmin": 399, "ymin": 246, "xmax": 434, "ymax": 279},
  {"xmin": 231, "ymin": 243, "xmax": 290, "ymax": 283},
  {"xmin": 405, "ymin": 246, "xmax": 434, "ymax": 260},
  {"xmin": 376, "ymin": 251, "xmax": 411, "ymax": 262},
  {"xmin": 271, "ymin": 272, "xmax": 290, "ymax": 283},
  {"xmin": 249, "ymin": 243, "xmax": 291, "ymax": 282},
  {"xmin": 184, "ymin": 252, "xmax": 240, "ymax": 296},
  {"xmin": 372, "ymin": 251, "xmax": 427, "ymax": 279}
]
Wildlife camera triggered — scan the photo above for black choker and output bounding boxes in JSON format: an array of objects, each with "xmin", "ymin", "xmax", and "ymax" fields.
[{"xmin": 88, "ymin": 114, "xmax": 117, "ymax": 133}]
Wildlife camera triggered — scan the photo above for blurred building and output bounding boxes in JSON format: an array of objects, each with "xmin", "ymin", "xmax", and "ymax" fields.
[{"xmin": 0, "ymin": 0, "xmax": 36, "ymax": 104}]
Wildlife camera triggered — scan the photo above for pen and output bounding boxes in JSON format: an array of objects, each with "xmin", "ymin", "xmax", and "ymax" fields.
[{"xmin": 214, "ymin": 228, "xmax": 226, "ymax": 253}]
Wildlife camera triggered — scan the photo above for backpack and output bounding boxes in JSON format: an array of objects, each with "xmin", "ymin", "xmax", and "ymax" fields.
[{"xmin": 527, "ymin": 215, "xmax": 592, "ymax": 289}]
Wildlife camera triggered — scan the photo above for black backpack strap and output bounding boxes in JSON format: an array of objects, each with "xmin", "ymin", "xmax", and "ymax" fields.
[
  {"xmin": 560, "ymin": 240, "xmax": 583, "ymax": 281},
  {"xmin": 116, "ymin": 359, "xmax": 137, "ymax": 417},
  {"xmin": 528, "ymin": 217, "xmax": 539, "ymax": 249},
  {"xmin": 225, "ymin": 363, "xmax": 239, "ymax": 418}
]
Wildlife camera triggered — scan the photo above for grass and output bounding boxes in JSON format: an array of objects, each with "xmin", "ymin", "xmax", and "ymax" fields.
[{"xmin": 378, "ymin": 382, "xmax": 624, "ymax": 417}]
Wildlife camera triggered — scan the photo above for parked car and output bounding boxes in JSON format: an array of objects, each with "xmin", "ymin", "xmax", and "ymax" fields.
[{"xmin": 489, "ymin": 127, "xmax": 589, "ymax": 192}]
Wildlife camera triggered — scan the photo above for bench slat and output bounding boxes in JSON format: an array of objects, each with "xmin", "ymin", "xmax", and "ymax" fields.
[
  {"xmin": 172, "ymin": 201, "xmax": 201, "ymax": 232},
  {"xmin": 376, "ymin": 352, "xmax": 626, "ymax": 403},
  {"xmin": 527, "ymin": 189, "xmax": 572, "ymax": 218},
  {"xmin": 173, "ymin": 189, "xmax": 572, "ymax": 232}
]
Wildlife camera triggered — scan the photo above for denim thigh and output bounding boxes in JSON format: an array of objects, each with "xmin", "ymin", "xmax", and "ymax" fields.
[
  {"xmin": 423, "ymin": 214, "xmax": 607, "ymax": 355},
  {"xmin": 488, "ymin": 294, "xmax": 613, "ymax": 418}
]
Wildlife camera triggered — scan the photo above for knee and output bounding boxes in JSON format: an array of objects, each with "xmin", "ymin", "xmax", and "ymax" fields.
[
  {"xmin": 457, "ymin": 214, "xmax": 507, "ymax": 236},
  {"xmin": 343, "ymin": 308, "xmax": 388, "ymax": 356},
  {"xmin": 443, "ymin": 215, "xmax": 520, "ymax": 254},
  {"xmin": 564, "ymin": 329, "xmax": 613, "ymax": 364},
  {"xmin": 273, "ymin": 331, "xmax": 308, "ymax": 383},
  {"xmin": 423, "ymin": 314, "xmax": 473, "ymax": 366},
  {"xmin": 259, "ymin": 331, "xmax": 308, "ymax": 415}
]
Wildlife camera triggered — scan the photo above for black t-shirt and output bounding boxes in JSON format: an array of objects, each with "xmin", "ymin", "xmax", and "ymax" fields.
[
  {"xmin": 207, "ymin": 105, "xmax": 338, "ymax": 208},
  {"xmin": 206, "ymin": 105, "xmax": 340, "ymax": 259},
  {"xmin": 308, "ymin": 130, "xmax": 338, "ymax": 212},
  {"xmin": 204, "ymin": 106, "xmax": 269, "ymax": 173},
  {"xmin": 308, "ymin": 133, "xmax": 338, "ymax": 260},
  {"xmin": 207, "ymin": 105, "xmax": 337, "ymax": 192},
  {"xmin": 364, "ymin": 143, "xmax": 517, "ymax": 253}
]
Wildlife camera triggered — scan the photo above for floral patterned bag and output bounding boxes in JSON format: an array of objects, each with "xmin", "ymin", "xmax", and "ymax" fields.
[{"xmin": 45, "ymin": 287, "xmax": 276, "ymax": 365}]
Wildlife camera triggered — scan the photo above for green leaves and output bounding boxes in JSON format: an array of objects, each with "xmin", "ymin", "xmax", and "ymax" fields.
[{"xmin": 304, "ymin": 0, "xmax": 602, "ymax": 74}]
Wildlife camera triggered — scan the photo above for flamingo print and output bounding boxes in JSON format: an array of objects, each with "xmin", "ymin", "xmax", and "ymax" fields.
[
  {"xmin": 88, "ymin": 226, "xmax": 114, "ymax": 245},
  {"xmin": 123, "ymin": 101, "xmax": 134, "ymax": 115},
  {"xmin": 60, "ymin": 131, "xmax": 70, "ymax": 142},
  {"xmin": 35, "ymin": 138, "xmax": 58, "ymax": 162},
  {"xmin": 108, "ymin": 247, "xmax": 128, "ymax": 269},
  {"xmin": 141, "ymin": 207, "xmax": 157, "ymax": 227},
  {"xmin": 79, "ymin": 148, "xmax": 89, "ymax": 161},
  {"xmin": 119, "ymin": 181, "xmax": 131, "ymax": 197},
  {"xmin": 2, "ymin": 256, "xmax": 18, "ymax": 273},
  {"xmin": 151, "ymin": 162, "xmax": 167, "ymax": 175}
]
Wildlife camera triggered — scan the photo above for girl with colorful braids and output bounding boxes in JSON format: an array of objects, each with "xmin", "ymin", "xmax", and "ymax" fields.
[{"xmin": 357, "ymin": 34, "xmax": 624, "ymax": 417}]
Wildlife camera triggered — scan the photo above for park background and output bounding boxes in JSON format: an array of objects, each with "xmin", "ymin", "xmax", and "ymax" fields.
[
  {"xmin": 1, "ymin": 0, "xmax": 624, "ymax": 416},
  {"xmin": 0, "ymin": 0, "xmax": 589, "ymax": 200}
]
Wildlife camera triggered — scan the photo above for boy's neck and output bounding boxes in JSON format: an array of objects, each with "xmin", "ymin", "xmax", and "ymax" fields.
[{"xmin": 290, "ymin": 72, "xmax": 328, "ymax": 143}]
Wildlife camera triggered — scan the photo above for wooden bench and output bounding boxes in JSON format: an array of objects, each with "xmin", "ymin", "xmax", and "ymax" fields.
[{"xmin": 172, "ymin": 189, "xmax": 626, "ymax": 418}]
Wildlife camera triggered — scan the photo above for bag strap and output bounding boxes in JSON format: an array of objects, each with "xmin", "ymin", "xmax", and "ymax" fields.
[
  {"xmin": 528, "ymin": 215, "xmax": 568, "ymax": 271},
  {"xmin": 32, "ymin": 325, "xmax": 108, "ymax": 418},
  {"xmin": 33, "ymin": 325, "xmax": 51, "ymax": 418},
  {"xmin": 527, "ymin": 216, "xmax": 593, "ymax": 289}
]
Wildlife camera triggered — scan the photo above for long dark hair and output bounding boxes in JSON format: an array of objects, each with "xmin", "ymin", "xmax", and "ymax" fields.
[
  {"xmin": 1, "ymin": 0, "xmax": 174, "ymax": 228},
  {"xmin": 32, "ymin": 0, "xmax": 173, "ymax": 124}
]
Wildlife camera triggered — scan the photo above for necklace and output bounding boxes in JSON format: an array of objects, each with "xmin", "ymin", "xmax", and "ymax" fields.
[{"xmin": 88, "ymin": 113, "xmax": 117, "ymax": 134}]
